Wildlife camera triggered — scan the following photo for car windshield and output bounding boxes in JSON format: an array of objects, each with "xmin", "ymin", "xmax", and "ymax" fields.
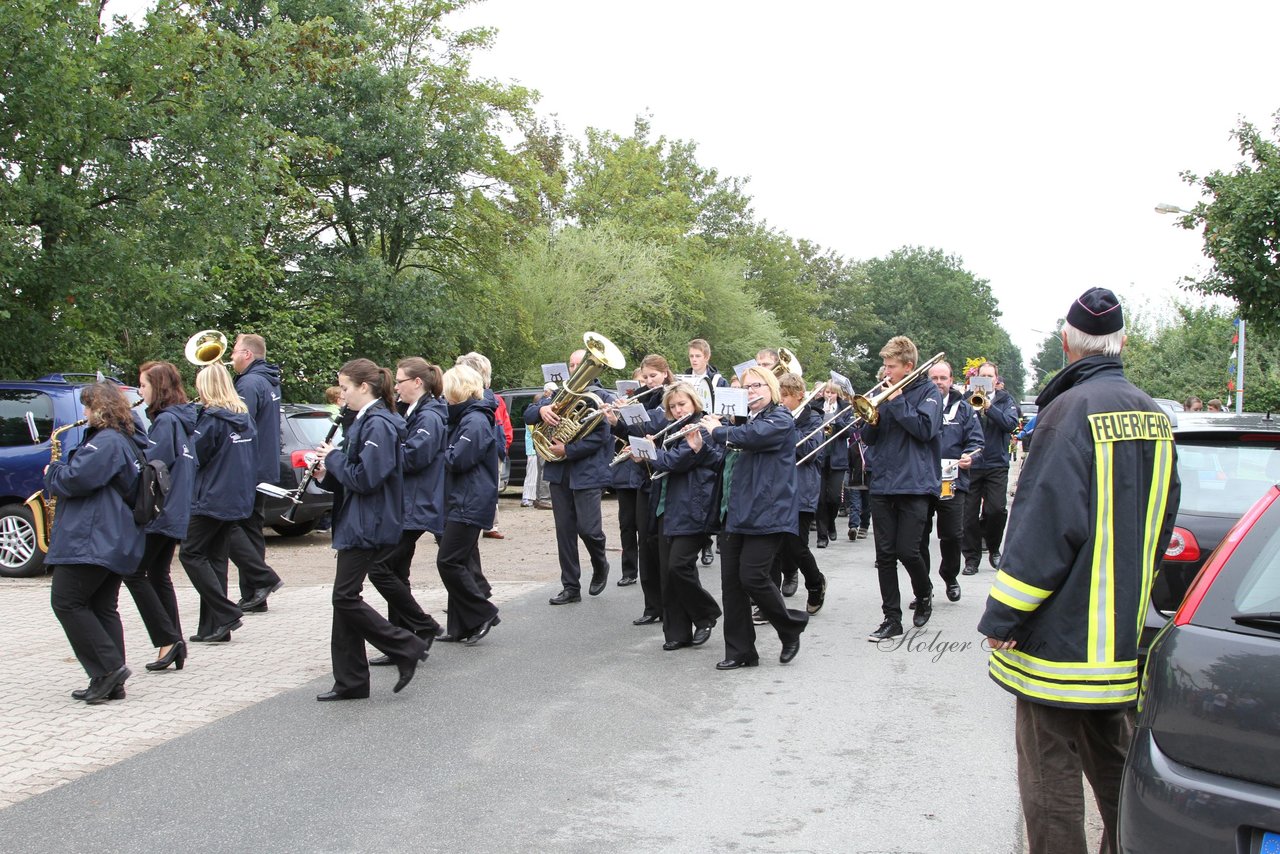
[
  {"xmin": 1176, "ymin": 440, "xmax": 1280, "ymax": 516},
  {"xmin": 290, "ymin": 411, "xmax": 340, "ymax": 445}
]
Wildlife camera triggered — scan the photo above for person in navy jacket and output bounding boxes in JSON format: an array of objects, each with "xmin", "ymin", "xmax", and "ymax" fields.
[
  {"xmin": 228, "ymin": 333, "xmax": 285, "ymax": 613},
  {"xmin": 525, "ymin": 347, "xmax": 616, "ymax": 605},
  {"xmin": 180, "ymin": 365, "xmax": 256, "ymax": 644},
  {"xmin": 918, "ymin": 360, "xmax": 983, "ymax": 605},
  {"xmin": 364, "ymin": 357, "xmax": 445, "ymax": 665},
  {"xmin": 314, "ymin": 359, "xmax": 430, "ymax": 700},
  {"xmin": 697, "ymin": 366, "xmax": 808, "ymax": 670},
  {"xmin": 434, "ymin": 364, "xmax": 502, "ymax": 644},
  {"xmin": 46, "ymin": 381, "xmax": 146, "ymax": 704},
  {"xmin": 771, "ymin": 373, "xmax": 828, "ymax": 616},
  {"xmin": 862, "ymin": 337, "xmax": 943, "ymax": 641},
  {"xmin": 122, "ymin": 361, "xmax": 197, "ymax": 673},
  {"xmin": 815, "ymin": 382, "xmax": 854, "ymax": 549},
  {"xmin": 608, "ymin": 354, "xmax": 674, "ymax": 623},
  {"xmin": 648, "ymin": 382, "xmax": 722, "ymax": 650},
  {"xmin": 961, "ymin": 361, "xmax": 1022, "ymax": 575}
]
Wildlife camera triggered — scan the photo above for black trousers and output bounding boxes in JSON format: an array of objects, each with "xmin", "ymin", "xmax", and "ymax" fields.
[
  {"xmin": 616, "ymin": 487, "xmax": 640, "ymax": 580},
  {"xmin": 870, "ymin": 494, "xmax": 933, "ymax": 623},
  {"xmin": 656, "ymin": 519, "xmax": 722, "ymax": 644},
  {"xmin": 920, "ymin": 493, "xmax": 965, "ymax": 585},
  {"xmin": 331, "ymin": 547, "xmax": 431, "ymax": 694},
  {"xmin": 122, "ymin": 534, "xmax": 183, "ymax": 647},
  {"xmin": 180, "ymin": 514, "xmax": 244, "ymax": 636},
  {"xmin": 617, "ymin": 486, "xmax": 660, "ymax": 617},
  {"xmin": 436, "ymin": 522, "xmax": 499, "ymax": 638},
  {"xmin": 51, "ymin": 563, "xmax": 125, "ymax": 679},
  {"xmin": 369, "ymin": 528, "xmax": 440, "ymax": 636},
  {"xmin": 963, "ymin": 466, "xmax": 1010, "ymax": 562},
  {"xmin": 549, "ymin": 482, "xmax": 609, "ymax": 593},
  {"xmin": 230, "ymin": 493, "xmax": 281, "ymax": 601},
  {"xmin": 1016, "ymin": 698, "xmax": 1133, "ymax": 854},
  {"xmin": 815, "ymin": 466, "xmax": 845, "ymax": 543},
  {"xmin": 720, "ymin": 533, "xmax": 808, "ymax": 663},
  {"xmin": 771, "ymin": 512, "xmax": 824, "ymax": 592}
]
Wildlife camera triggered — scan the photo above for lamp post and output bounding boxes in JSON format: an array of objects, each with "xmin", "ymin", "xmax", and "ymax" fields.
[
  {"xmin": 1156, "ymin": 202, "xmax": 1245, "ymax": 413},
  {"xmin": 1030, "ymin": 328, "xmax": 1065, "ymax": 370}
]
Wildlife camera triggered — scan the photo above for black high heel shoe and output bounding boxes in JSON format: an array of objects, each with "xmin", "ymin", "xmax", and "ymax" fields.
[{"xmin": 146, "ymin": 640, "xmax": 187, "ymax": 672}]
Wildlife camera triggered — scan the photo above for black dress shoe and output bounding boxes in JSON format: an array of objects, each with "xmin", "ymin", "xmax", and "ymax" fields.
[
  {"xmin": 816, "ymin": 538, "xmax": 828, "ymax": 549},
  {"xmin": 369, "ymin": 654, "xmax": 395, "ymax": 666},
  {"xmin": 189, "ymin": 632, "xmax": 229, "ymax": 643},
  {"xmin": 632, "ymin": 614, "xmax": 661, "ymax": 625},
  {"xmin": 194, "ymin": 619, "xmax": 242, "ymax": 643},
  {"xmin": 691, "ymin": 622, "xmax": 715, "ymax": 646},
  {"xmin": 913, "ymin": 597, "xmax": 933, "ymax": 628},
  {"xmin": 663, "ymin": 640, "xmax": 692, "ymax": 651},
  {"xmin": 461, "ymin": 616, "xmax": 497, "ymax": 646},
  {"xmin": 962, "ymin": 561, "xmax": 980, "ymax": 576},
  {"xmin": 72, "ymin": 684, "xmax": 125, "ymax": 701},
  {"xmin": 415, "ymin": 630, "xmax": 437, "ymax": 655},
  {"xmin": 84, "ymin": 666, "xmax": 131, "ymax": 705},
  {"xmin": 848, "ymin": 529, "xmax": 856, "ymax": 541},
  {"xmin": 715, "ymin": 658, "xmax": 759, "ymax": 671},
  {"xmin": 780, "ymin": 575, "xmax": 799, "ymax": 597},
  {"xmin": 700, "ymin": 547, "xmax": 714, "ymax": 566},
  {"xmin": 241, "ymin": 601, "xmax": 268, "ymax": 614},
  {"xmin": 317, "ymin": 688, "xmax": 369, "ymax": 701},
  {"xmin": 780, "ymin": 637, "xmax": 801, "ymax": 664},
  {"xmin": 988, "ymin": 550, "xmax": 1002, "ymax": 569},
  {"xmin": 435, "ymin": 633, "xmax": 460, "ymax": 643},
  {"xmin": 946, "ymin": 582, "xmax": 962, "ymax": 602},
  {"xmin": 616, "ymin": 576, "xmax": 638, "ymax": 587},
  {"xmin": 393, "ymin": 650, "xmax": 428, "ymax": 693},
  {"xmin": 588, "ymin": 565, "xmax": 609, "ymax": 596},
  {"xmin": 549, "ymin": 589, "xmax": 582, "ymax": 605},
  {"xmin": 145, "ymin": 641, "xmax": 187, "ymax": 671}
]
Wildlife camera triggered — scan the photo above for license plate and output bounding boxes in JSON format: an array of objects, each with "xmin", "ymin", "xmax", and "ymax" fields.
[{"xmin": 1261, "ymin": 831, "xmax": 1280, "ymax": 854}]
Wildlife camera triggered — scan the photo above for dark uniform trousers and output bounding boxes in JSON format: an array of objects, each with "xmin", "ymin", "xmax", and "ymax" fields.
[
  {"xmin": 870, "ymin": 494, "xmax": 933, "ymax": 622},
  {"xmin": 815, "ymin": 466, "xmax": 845, "ymax": 543},
  {"xmin": 1016, "ymin": 698, "xmax": 1132, "ymax": 854},
  {"xmin": 180, "ymin": 514, "xmax": 244, "ymax": 637},
  {"xmin": 122, "ymin": 534, "xmax": 183, "ymax": 647},
  {"xmin": 549, "ymin": 481, "xmax": 609, "ymax": 593},
  {"xmin": 656, "ymin": 517, "xmax": 722, "ymax": 644},
  {"xmin": 369, "ymin": 528, "xmax": 441, "ymax": 636},
  {"xmin": 230, "ymin": 493, "xmax": 282, "ymax": 601},
  {"xmin": 963, "ymin": 466, "xmax": 1010, "ymax": 562},
  {"xmin": 720, "ymin": 533, "xmax": 808, "ymax": 663},
  {"xmin": 51, "ymin": 564, "xmax": 125, "ymax": 678},
  {"xmin": 436, "ymin": 521, "xmax": 499, "ymax": 637},
  {"xmin": 772, "ymin": 511, "xmax": 825, "ymax": 592},
  {"xmin": 331, "ymin": 548, "xmax": 430, "ymax": 694},
  {"xmin": 920, "ymin": 493, "xmax": 965, "ymax": 585}
]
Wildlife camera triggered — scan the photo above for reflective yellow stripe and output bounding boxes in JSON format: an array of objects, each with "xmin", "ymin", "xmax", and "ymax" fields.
[
  {"xmin": 1089, "ymin": 443, "xmax": 1116, "ymax": 663},
  {"xmin": 1137, "ymin": 439, "xmax": 1175, "ymax": 637},
  {"xmin": 997, "ymin": 570, "xmax": 1053, "ymax": 600},
  {"xmin": 990, "ymin": 570, "xmax": 1053, "ymax": 612},
  {"xmin": 997, "ymin": 648, "xmax": 1137, "ymax": 680},
  {"xmin": 990, "ymin": 655, "xmax": 1138, "ymax": 705}
]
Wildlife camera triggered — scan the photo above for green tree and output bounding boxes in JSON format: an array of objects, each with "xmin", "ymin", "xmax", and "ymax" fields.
[{"xmin": 1179, "ymin": 112, "xmax": 1280, "ymax": 332}]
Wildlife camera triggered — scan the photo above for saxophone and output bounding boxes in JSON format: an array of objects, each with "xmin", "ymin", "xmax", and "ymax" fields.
[{"xmin": 24, "ymin": 419, "xmax": 87, "ymax": 554}]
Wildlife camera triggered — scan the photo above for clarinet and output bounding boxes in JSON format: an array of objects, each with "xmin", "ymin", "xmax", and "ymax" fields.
[{"xmin": 281, "ymin": 406, "xmax": 346, "ymax": 523}]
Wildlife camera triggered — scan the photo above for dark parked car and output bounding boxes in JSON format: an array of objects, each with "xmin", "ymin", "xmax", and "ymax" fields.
[
  {"xmin": 1145, "ymin": 412, "xmax": 1280, "ymax": 662},
  {"xmin": 1119, "ymin": 484, "xmax": 1280, "ymax": 853},
  {"xmin": 495, "ymin": 387, "xmax": 544, "ymax": 495},
  {"xmin": 263, "ymin": 404, "xmax": 340, "ymax": 536},
  {"xmin": 0, "ymin": 375, "xmax": 144, "ymax": 577}
]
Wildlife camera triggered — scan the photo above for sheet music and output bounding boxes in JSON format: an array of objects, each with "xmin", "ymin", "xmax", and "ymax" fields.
[
  {"xmin": 715, "ymin": 387, "xmax": 749, "ymax": 418},
  {"xmin": 618, "ymin": 403, "xmax": 649, "ymax": 426},
  {"xmin": 628, "ymin": 435, "xmax": 658, "ymax": 460},
  {"xmin": 541, "ymin": 362, "xmax": 570, "ymax": 384}
]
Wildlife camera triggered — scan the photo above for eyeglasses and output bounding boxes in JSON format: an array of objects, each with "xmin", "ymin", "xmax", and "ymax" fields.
[
  {"xmin": 395, "ymin": 377, "xmax": 414, "ymax": 385},
  {"xmin": 744, "ymin": 382, "xmax": 766, "ymax": 391}
]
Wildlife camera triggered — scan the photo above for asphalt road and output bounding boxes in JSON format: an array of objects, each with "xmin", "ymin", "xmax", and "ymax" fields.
[{"xmin": 0, "ymin": 535, "xmax": 1022, "ymax": 854}]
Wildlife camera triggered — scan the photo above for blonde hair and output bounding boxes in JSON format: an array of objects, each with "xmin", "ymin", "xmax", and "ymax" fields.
[
  {"xmin": 443, "ymin": 364, "xmax": 484, "ymax": 404},
  {"xmin": 662, "ymin": 382, "xmax": 705, "ymax": 419},
  {"xmin": 740, "ymin": 366, "xmax": 780, "ymax": 404},
  {"xmin": 196, "ymin": 365, "xmax": 248, "ymax": 413},
  {"xmin": 777, "ymin": 372, "xmax": 806, "ymax": 399},
  {"xmin": 455, "ymin": 352, "xmax": 492, "ymax": 386},
  {"xmin": 879, "ymin": 335, "xmax": 919, "ymax": 367}
]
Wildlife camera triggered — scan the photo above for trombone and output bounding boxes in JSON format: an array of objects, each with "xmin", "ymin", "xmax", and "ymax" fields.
[{"xmin": 796, "ymin": 352, "xmax": 946, "ymax": 467}]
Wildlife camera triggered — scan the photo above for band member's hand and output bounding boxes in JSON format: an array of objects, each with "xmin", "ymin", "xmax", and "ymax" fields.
[
  {"xmin": 550, "ymin": 439, "xmax": 567, "ymax": 457},
  {"xmin": 957, "ymin": 452, "xmax": 973, "ymax": 470},
  {"xmin": 604, "ymin": 406, "xmax": 619, "ymax": 426},
  {"xmin": 317, "ymin": 441, "xmax": 337, "ymax": 460},
  {"xmin": 540, "ymin": 405, "xmax": 561, "ymax": 427},
  {"xmin": 984, "ymin": 637, "xmax": 1017, "ymax": 651},
  {"xmin": 698, "ymin": 415, "xmax": 721, "ymax": 433},
  {"xmin": 686, "ymin": 427, "xmax": 704, "ymax": 452}
]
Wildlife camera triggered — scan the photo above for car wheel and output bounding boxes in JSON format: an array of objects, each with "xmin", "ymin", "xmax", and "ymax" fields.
[
  {"xmin": 271, "ymin": 520, "xmax": 317, "ymax": 538},
  {"xmin": 0, "ymin": 503, "xmax": 47, "ymax": 578}
]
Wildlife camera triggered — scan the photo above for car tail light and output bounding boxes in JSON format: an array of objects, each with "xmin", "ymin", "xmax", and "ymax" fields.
[
  {"xmin": 290, "ymin": 450, "xmax": 314, "ymax": 469},
  {"xmin": 1163, "ymin": 527, "xmax": 1201, "ymax": 561},
  {"xmin": 1174, "ymin": 486, "xmax": 1280, "ymax": 626}
]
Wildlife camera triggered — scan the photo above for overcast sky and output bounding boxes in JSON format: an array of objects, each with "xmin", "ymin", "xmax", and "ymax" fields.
[{"xmin": 109, "ymin": 0, "xmax": 1279, "ymax": 369}]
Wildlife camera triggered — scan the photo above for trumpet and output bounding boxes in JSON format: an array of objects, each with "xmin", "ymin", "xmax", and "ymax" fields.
[
  {"xmin": 796, "ymin": 352, "xmax": 945, "ymax": 466},
  {"xmin": 967, "ymin": 388, "xmax": 988, "ymax": 409}
]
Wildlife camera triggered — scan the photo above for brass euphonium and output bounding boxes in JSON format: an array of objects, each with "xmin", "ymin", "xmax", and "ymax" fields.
[
  {"xmin": 774, "ymin": 347, "xmax": 803, "ymax": 379},
  {"xmin": 532, "ymin": 332, "xmax": 626, "ymax": 463},
  {"xmin": 184, "ymin": 330, "xmax": 230, "ymax": 366}
]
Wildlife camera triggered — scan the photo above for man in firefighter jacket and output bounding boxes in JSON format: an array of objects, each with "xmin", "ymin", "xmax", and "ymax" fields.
[{"xmin": 978, "ymin": 287, "xmax": 1180, "ymax": 854}]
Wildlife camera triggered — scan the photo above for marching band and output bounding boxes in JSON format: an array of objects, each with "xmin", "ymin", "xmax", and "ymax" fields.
[{"xmin": 41, "ymin": 326, "xmax": 995, "ymax": 703}]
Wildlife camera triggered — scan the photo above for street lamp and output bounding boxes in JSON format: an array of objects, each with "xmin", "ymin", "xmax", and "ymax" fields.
[
  {"xmin": 1154, "ymin": 203, "xmax": 1193, "ymax": 215},
  {"xmin": 1031, "ymin": 327, "xmax": 1065, "ymax": 370}
]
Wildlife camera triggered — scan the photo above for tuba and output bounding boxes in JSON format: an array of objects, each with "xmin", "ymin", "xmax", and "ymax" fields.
[
  {"xmin": 185, "ymin": 330, "xmax": 229, "ymax": 366},
  {"xmin": 532, "ymin": 332, "xmax": 626, "ymax": 463},
  {"xmin": 24, "ymin": 419, "xmax": 87, "ymax": 553},
  {"xmin": 774, "ymin": 347, "xmax": 803, "ymax": 378}
]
